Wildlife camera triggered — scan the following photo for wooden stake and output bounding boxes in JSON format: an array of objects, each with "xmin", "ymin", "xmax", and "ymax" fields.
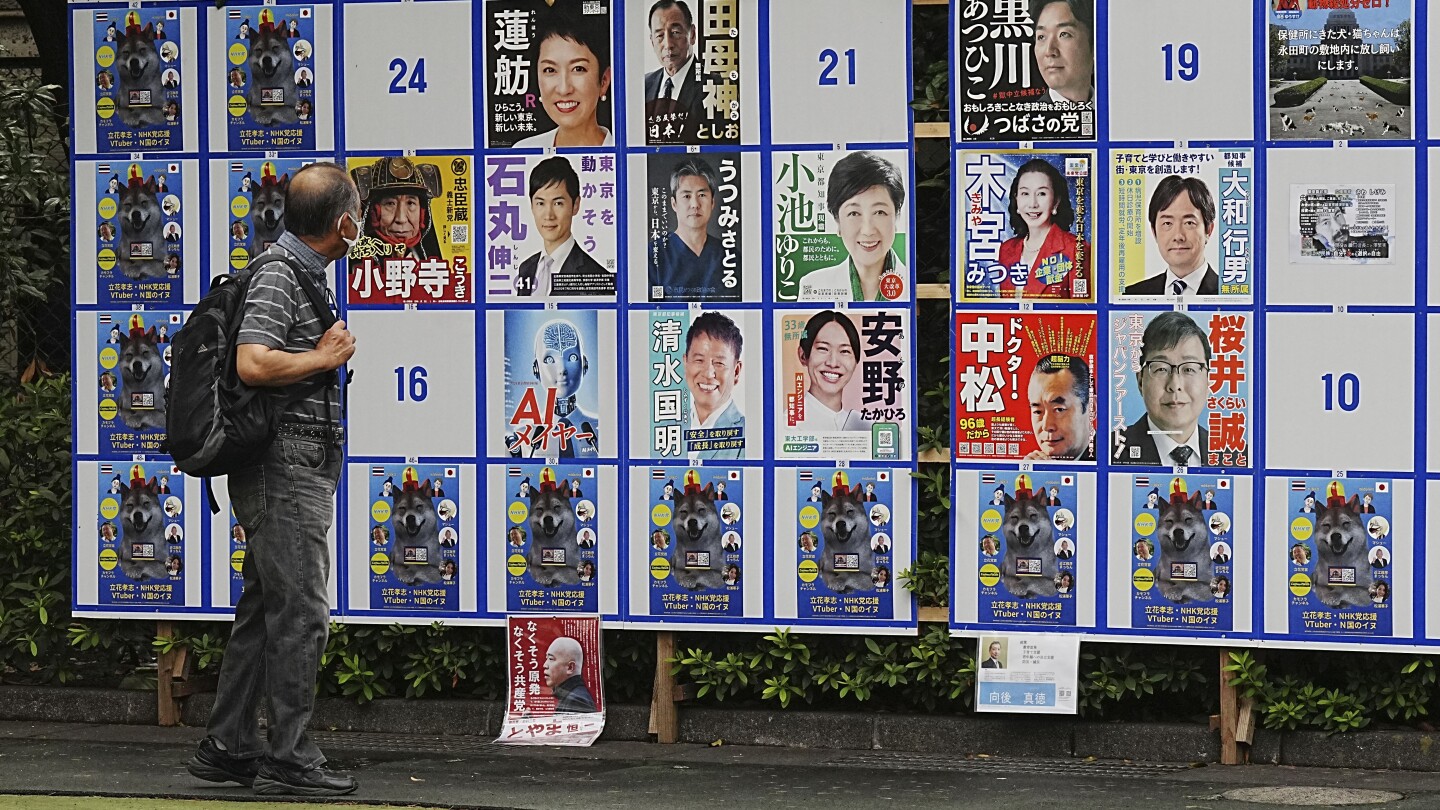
[
  {"xmin": 1218, "ymin": 648, "xmax": 1240, "ymax": 765},
  {"xmin": 650, "ymin": 631, "xmax": 679, "ymax": 744},
  {"xmin": 156, "ymin": 621, "xmax": 181, "ymax": 727}
]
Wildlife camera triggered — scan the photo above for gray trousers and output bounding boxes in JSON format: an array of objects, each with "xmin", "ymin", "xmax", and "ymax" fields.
[{"xmin": 208, "ymin": 435, "xmax": 341, "ymax": 769}]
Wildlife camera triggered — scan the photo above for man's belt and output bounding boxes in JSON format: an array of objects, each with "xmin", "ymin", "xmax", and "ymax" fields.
[{"xmin": 276, "ymin": 421, "xmax": 345, "ymax": 444}]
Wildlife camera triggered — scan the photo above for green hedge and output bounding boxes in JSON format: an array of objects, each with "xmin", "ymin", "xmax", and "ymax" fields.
[
  {"xmin": 1360, "ymin": 75, "xmax": 1411, "ymax": 106},
  {"xmin": 1273, "ymin": 77, "xmax": 1327, "ymax": 107}
]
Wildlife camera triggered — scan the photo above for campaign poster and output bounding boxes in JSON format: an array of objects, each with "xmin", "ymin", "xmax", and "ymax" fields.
[
  {"xmin": 346, "ymin": 155, "xmax": 474, "ymax": 305},
  {"xmin": 222, "ymin": 157, "xmax": 312, "ymax": 271},
  {"xmin": 775, "ymin": 309, "xmax": 912, "ymax": 462},
  {"xmin": 484, "ymin": 0, "xmax": 614, "ymax": 149},
  {"xmin": 501, "ymin": 310, "xmax": 604, "ymax": 459},
  {"xmin": 1129, "ymin": 475, "xmax": 1234, "ymax": 632},
  {"xmin": 645, "ymin": 468, "xmax": 746, "ymax": 618},
  {"xmin": 483, "ymin": 153, "xmax": 618, "ymax": 301},
  {"xmin": 96, "ymin": 463, "xmax": 186, "ymax": 607},
  {"xmin": 631, "ymin": 0, "xmax": 740, "ymax": 145},
  {"xmin": 955, "ymin": 0, "xmax": 1096, "ymax": 142},
  {"xmin": 1289, "ymin": 184, "xmax": 1394, "ymax": 265},
  {"xmin": 957, "ymin": 150, "xmax": 1093, "ymax": 302},
  {"xmin": 502, "ymin": 465, "xmax": 601, "ymax": 614},
  {"xmin": 93, "ymin": 9, "xmax": 182, "ymax": 153},
  {"xmin": 773, "ymin": 149, "xmax": 911, "ymax": 303},
  {"xmin": 1268, "ymin": 0, "xmax": 1412, "ymax": 141},
  {"xmin": 975, "ymin": 472, "xmax": 1079, "ymax": 627},
  {"xmin": 223, "ymin": 6, "xmax": 317, "ymax": 152},
  {"xmin": 794, "ymin": 469, "xmax": 897, "ymax": 621},
  {"xmin": 1286, "ymin": 479, "xmax": 1393, "ymax": 638},
  {"xmin": 954, "ymin": 312, "xmax": 1097, "ymax": 462},
  {"xmin": 646, "ymin": 152, "xmax": 744, "ymax": 302},
  {"xmin": 227, "ymin": 513, "xmax": 246, "ymax": 607},
  {"xmin": 97, "ymin": 311, "xmax": 183, "ymax": 457},
  {"xmin": 1111, "ymin": 149, "xmax": 1254, "ymax": 302},
  {"xmin": 363, "ymin": 465, "xmax": 461, "ymax": 611},
  {"xmin": 631, "ymin": 309, "xmax": 761, "ymax": 461},
  {"xmin": 95, "ymin": 161, "xmax": 185, "ymax": 306},
  {"xmin": 974, "ymin": 635, "xmax": 1080, "ymax": 714},
  {"xmin": 499, "ymin": 615, "xmax": 604, "ymax": 746},
  {"xmin": 1109, "ymin": 310, "xmax": 1250, "ymax": 469}
]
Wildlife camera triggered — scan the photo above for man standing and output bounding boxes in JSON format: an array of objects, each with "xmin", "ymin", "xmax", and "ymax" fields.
[
  {"xmin": 1023, "ymin": 353, "xmax": 1095, "ymax": 461},
  {"xmin": 1114, "ymin": 311, "xmax": 1211, "ymax": 467},
  {"xmin": 650, "ymin": 157, "xmax": 723, "ymax": 299},
  {"xmin": 682, "ymin": 311, "xmax": 744, "ymax": 459},
  {"xmin": 545, "ymin": 637, "xmax": 597, "ymax": 712},
  {"xmin": 1124, "ymin": 175, "xmax": 1219, "ymax": 297},
  {"xmin": 187, "ymin": 163, "xmax": 359, "ymax": 797},
  {"xmin": 515, "ymin": 156, "xmax": 609, "ymax": 297},
  {"xmin": 643, "ymin": 0, "xmax": 707, "ymax": 143}
]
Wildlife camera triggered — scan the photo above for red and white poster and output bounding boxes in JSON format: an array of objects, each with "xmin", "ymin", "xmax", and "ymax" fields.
[{"xmin": 498, "ymin": 615, "xmax": 605, "ymax": 746}]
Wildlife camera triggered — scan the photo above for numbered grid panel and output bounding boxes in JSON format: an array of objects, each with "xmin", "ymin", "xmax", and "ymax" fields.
[
  {"xmin": 1264, "ymin": 312, "xmax": 1415, "ymax": 473},
  {"xmin": 341, "ymin": 1, "xmax": 475, "ymax": 151},
  {"xmin": 1106, "ymin": 0, "xmax": 1255, "ymax": 142},
  {"xmin": 766, "ymin": 0, "xmax": 911, "ymax": 145}
]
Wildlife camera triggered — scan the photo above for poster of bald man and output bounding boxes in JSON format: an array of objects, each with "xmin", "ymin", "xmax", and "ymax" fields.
[
  {"xmin": 1110, "ymin": 148, "xmax": 1253, "ymax": 304},
  {"xmin": 499, "ymin": 615, "xmax": 605, "ymax": 745},
  {"xmin": 953, "ymin": 312, "xmax": 1097, "ymax": 462}
]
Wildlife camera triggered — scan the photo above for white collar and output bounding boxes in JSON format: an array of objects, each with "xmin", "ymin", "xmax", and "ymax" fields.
[
  {"xmin": 689, "ymin": 396, "xmax": 734, "ymax": 429},
  {"xmin": 660, "ymin": 56, "xmax": 696, "ymax": 97},
  {"xmin": 1149, "ymin": 419, "xmax": 1202, "ymax": 466},
  {"xmin": 1164, "ymin": 266, "xmax": 1206, "ymax": 298}
]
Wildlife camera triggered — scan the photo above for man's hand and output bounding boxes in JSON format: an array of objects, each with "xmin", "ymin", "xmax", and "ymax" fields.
[{"xmin": 314, "ymin": 320, "xmax": 356, "ymax": 370}]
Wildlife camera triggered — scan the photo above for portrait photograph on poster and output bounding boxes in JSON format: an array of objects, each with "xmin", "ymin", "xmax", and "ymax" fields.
[
  {"xmin": 1289, "ymin": 184, "xmax": 1394, "ymax": 265},
  {"xmin": 484, "ymin": 0, "xmax": 614, "ymax": 148},
  {"xmin": 773, "ymin": 149, "xmax": 911, "ymax": 303},
  {"xmin": 954, "ymin": 312, "xmax": 1097, "ymax": 462},
  {"xmin": 1111, "ymin": 149, "xmax": 1254, "ymax": 303},
  {"xmin": 958, "ymin": 150, "xmax": 1093, "ymax": 302},
  {"xmin": 500, "ymin": 615, "xmax": 604, "ymax": 745},
  {"xmin": 645, "ymin": 152, "xmax": 743, "ymax": 302},
  {"xmin": 630, "ymin": 0, "xmax": 741, "ymax": 146}
]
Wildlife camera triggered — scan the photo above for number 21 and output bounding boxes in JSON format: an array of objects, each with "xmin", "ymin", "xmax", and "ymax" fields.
[{"xmin": 818, "ymin": 48, "xmax": 856, "ymax": 86}]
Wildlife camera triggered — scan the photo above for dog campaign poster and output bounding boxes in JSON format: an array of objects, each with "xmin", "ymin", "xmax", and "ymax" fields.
[
  {"xmin": 501, "ymin": 310, "xmax": 605, "ymax": 458},
  {"xmin": 794, "ymin": 469, "xmax": 896, "ymax": 621},
  {"xmin": 224, "ymin": 6, "xmax": 317, "ymax": 151},
  {"xmin": 365, "ymin": 465, "xmax": 460, "ymax": 612},
  {"xmin": 975, "ymin": 472, "xmax": 1078, "ymax": 627},
  {"xmin": 96, "ymin": 463, "xmax": 186, "ymax": 607},
  {"xmin": 221, "ymin": 157, "xmax": 311, "ymax": 271},
  {"xmin": 483, "ymin": 153, "xmax": 618, "ymax": 302},
  {"xmin": 499, "ymin": 615, "xmax": 604, "ymax": 746},
  {"xmin": 97, "ymin": 311, "xmax": 182, "ymax": 456},
  {"xmin": 346, "ymin": 155, "xmax": 474, "ymax": 305},
  {"xmin": 1129, "ymin": 475, "xmax": 1234, "ymax": 632},
  {"xmin": 93, "ymin": 9, "xmax": 182, "ymax": 153},
  {"xmin": 644, "ymin": 152, "xmax": 744, "ymax": 302},
  {"xmin": 645, "ymin": 468, "xmax": 745, "ymax": 618},
  {"xmin": 772, "ymin": 149, "xmax": 911, "ymax": 303},
  {"xmin": 227, "ymin": 513, "xmax": 247, "ymax": 607},
  {"xmin": 954, "ymin": 312, "xmax": 1097, "ymax": 462},
  {"xmin": 1110, "ymin": 310, "xmax": 1250, "ymax": 469},
  {"xmin": 1286, "ymin": 479, "xmax": 1393, "ymax": 638},
  {"xmin": 775, "ymin": 309, "xmax": 911, "ymax": 462},
  {"xmin": 503, "ymin": 465, "xmax": 600, "ymax": 614},
  {"xmin": 631, "ymin": 309, "xmax": 761, "ymax": 461},
  {"xmin": 1111, "ymin": 149, "xmax": 1253, "ymax": 303},
  {"xmin": 957, "ymin": 150, "xmax": 1094, "ymax": 302},
  {"xmin": 96, "ymin": 161, "xmax": 185, "ymax": 306},
  {"xmin": 483, "ymin": 0, "xmax": 614, "ymax": 149}
]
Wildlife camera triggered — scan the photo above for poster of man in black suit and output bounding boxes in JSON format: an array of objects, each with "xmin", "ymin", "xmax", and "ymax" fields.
[
  {"xmin": 640, "ymin": 0, "xmax": 739, "ymax": 145},
  {"xmin": 1123, "ymin": 175, "xmax": 1219, "ymax": 298}
]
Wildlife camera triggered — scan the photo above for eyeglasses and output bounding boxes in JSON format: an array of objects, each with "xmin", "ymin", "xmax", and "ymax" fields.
[{"xmin": 1140, "ymin": 360, "xmax": 1208, "ymax": 380}]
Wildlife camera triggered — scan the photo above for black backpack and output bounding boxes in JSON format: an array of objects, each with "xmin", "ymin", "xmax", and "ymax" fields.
[{"xmin": 162, "ymin": 251, "xmax": 337, "ymax": 489}]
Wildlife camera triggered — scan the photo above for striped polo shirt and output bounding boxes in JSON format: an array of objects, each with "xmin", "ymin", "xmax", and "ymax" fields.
[{"xmin": 236, "ymin": 231, "xmax": 341, "ymax": 425}]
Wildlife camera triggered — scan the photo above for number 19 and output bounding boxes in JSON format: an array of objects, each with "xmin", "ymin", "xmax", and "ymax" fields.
[{"xmin": 1161, "ymin": 43, "xmax": 1199, "ymax": 82}]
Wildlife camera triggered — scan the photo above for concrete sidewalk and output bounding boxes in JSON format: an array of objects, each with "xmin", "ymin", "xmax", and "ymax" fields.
[{"xmin": 1, "ymin": 720, "xmax": 1439, "ymax": 809}]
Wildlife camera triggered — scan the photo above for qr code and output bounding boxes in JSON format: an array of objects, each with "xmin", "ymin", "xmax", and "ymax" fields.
[
  {"xmin": 582, "ymin": 0, "xmax": 603, "ymax": 13},
  {"xmin": 450, "ymin": 224, "xmax": 469, "ymax": 245},
  {"xmin": 651, "ymin": 285, "xmax": 665, "ymax": 299},
  {"xmin": 1074, "ymin": 278, "xmax": 1088, "ymax": 297}
]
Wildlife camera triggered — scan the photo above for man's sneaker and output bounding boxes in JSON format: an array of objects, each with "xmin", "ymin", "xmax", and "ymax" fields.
[
  {"xmin": 186, "ymin": 736, "xmax": 260, "ymax": 786},
  {"xmin": 252, "ymin": 759, "xmax": 358, "ymax": 797}
]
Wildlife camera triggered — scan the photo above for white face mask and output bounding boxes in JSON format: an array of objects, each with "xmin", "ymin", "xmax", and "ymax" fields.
[{"xmin": 338, "ymin": 211, "xmax": 359, "ymax": 252}]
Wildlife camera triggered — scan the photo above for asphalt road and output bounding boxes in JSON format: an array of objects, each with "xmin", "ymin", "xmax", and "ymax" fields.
[{"xmin": 4, "ymin": 721, "xmax": 1440, "ymax": 809}]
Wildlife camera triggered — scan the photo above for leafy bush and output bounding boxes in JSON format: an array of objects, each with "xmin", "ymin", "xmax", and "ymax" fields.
[
  {"xmin": 1359, "ymin": 75, "xmax": 1410, "ymax": 106},
  {"xmin": 1273, "ymin": 77, "xmax": 1327, "ymax": 107}
]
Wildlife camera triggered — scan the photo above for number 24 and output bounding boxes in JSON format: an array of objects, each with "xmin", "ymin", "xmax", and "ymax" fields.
[{"xmin": 389, "ymin": 57, "xmax": 428, "ymax": 94}]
